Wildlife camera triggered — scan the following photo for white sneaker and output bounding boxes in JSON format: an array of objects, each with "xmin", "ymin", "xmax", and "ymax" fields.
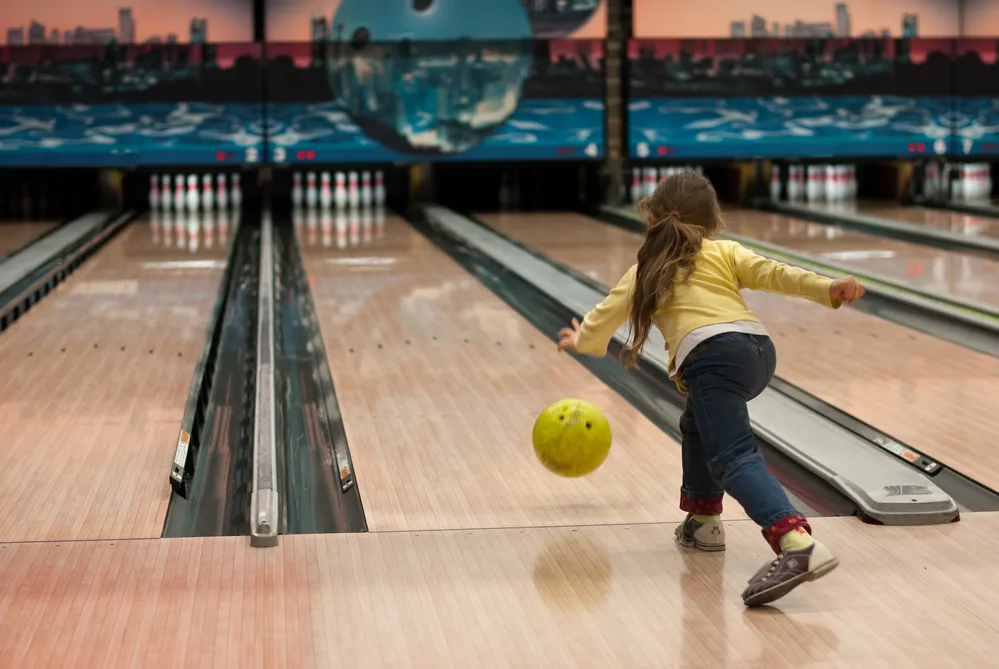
[{"xmin": 674, "ymin": 513, "xmax": 726, "ymax": 552}]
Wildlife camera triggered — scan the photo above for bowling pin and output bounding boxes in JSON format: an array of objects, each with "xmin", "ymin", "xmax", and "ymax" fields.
[
  {"xmin": 216, "ymin": 174, "xmax": 229, "ymax": 210},
  {"xmin": 306, "ymin": 172, "xmax": 318, "ymax": 209},
  {"xmin": 161, "ymin": 175, "xmax": 172, "ymax": 211},
  {"xmin": 149, "ymin": 174, "xmax": 160, "ymax": 209},
  {"xmin": 174, "ymin": 175, "xmax": 185, "ymax": 210},
  {"xmin": 292, "ymin": 172, "xmax": 304, "ymax": 208},
  {"xmin": 630, "ymin": 168, "xmax": 642, "ymax": 203},
  {"xmin": 320, "ymin": 171, "xmax": 333, "ymax": 209},
  {"xmin": 292, "ymin": 208, "xmax": 304, "ymax": 238},
  {"xmin": 785, "ymin": 165, "xmax": 798, "ymax": 201},
  {"xmin": 360, "ymin": 171, "xmax": 372, "ymax": 207},
  {"xmin": 202, "ymin": 174, "xmax": 214, "ymax": 210},
  {"xmin": 218, "ymin": 211, "xmax": 230, "ymax": 245},
  {"xmin": 334, "ymin": 172, "xmax": 348, "ymax": 209},
  {"xmin": 348, "ymin": 171, "xmax": 360, "ymax": 208},
  {"xmin": 770, "ymin": 165, "xmax": 781, "ymax": 201},
  {"xmin": 374, "ymin": 170, "xmax": 386, "ymax": 206},
  {"xmin": 231, "ymin": 174, "xmax": 242, "ymax": 209},
  {"xmin": 643, "ymin": 168, "xmax": 657, "ymax": 198},
  {"xmin": 186, "ymin": 174, "xmax": 199, "ymax": 212}
]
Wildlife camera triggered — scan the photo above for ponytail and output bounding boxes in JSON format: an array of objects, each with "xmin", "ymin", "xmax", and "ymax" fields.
[{"xmin": 624, "ymin": 211, "xmax": 705, "ymax": 367}]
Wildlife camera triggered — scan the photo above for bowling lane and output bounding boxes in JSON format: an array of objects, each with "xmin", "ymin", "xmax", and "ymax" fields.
[
  {"xmin": 0, "ymin": 209, "xmax": 235, "ymax": 542},
  {"xmin": 805, "ymin": 201, "xmax": 999, "ymax": 241},
  {"xmin": 480, "ymin": 211, "xmax": 999, "ymax": 492},
  {"xmin": 0, "ymin": 220, "xmax": 59, "ymax": 257},
  {"xmin": 721, "ymin": 208, "xmax": 999, "ymax": 309},
  {"xmin": 299, "ymin": 207, "xmax": 751, "ymax": 532}
]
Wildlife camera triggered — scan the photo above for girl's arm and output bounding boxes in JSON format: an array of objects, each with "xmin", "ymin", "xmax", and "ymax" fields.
[
  {"xmin": 558, "ymin": 264, "xmax": 637, "ymax": 356},
  {"xmin": 730, "ymin": 242, "xmax": 842, "ymax": 307}
]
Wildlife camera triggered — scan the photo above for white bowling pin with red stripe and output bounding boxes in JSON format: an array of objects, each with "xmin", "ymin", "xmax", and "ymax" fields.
[
  {"xmin": 149, "ymin": 174, "xmax": 160, "ymax": 209},
  {"xmin": 320, "ymin": 171, "xmax": 333, "ymax": 209},
  {"xmin": 348, "ymin": 171, "xmax": 360, "ymax": 208},
  {"xmin": 292, "ymin": 172, "xmax": 304, "ymax": 208},
  {"xmin": 360, "ymin": 171, "xmax": 372, "ymax": 207},
  {"xmin": 202, "ymin": 174, "xmax": 214, "ymax": 210},
  {"xmin": 305, "ymin": 172, "xmax": 318, "ymax": 208},
  {"xmin": 374, "ymin": 170, "xmax": 386, "ymax": 206},
  {"xmin": 334, "ymin": 172, "xmax": 348, "ymax": 209},
  {"xmin": 217, "ymin": 174, "xmax": 229, "ymax": 210}
]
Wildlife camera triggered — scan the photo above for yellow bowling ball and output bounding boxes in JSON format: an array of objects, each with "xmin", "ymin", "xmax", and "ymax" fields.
[{"xmin": 532, "ymin": 399, "xmax": 612, "ymax": 477}]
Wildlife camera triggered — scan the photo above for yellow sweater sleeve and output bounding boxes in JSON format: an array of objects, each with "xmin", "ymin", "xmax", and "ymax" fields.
[
  {"xmin": 574, "ymin": 264, "xmax": 637, "ymax": 357},
  {"xmin": 730, "ymin": 242, "xmax": 841, "ymax": 308}
]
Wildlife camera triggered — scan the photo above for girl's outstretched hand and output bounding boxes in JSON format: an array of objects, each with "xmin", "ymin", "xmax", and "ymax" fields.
[
  {"xmin": 557, "ymin": 318, "xmax": 581, "ymax": 353},
  {"xmin": 830, "ymin": 275, "xmax": 865, "ymax": 304}
]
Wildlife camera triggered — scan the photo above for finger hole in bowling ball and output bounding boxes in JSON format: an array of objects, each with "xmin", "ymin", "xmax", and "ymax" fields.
[
  {"xmin": 559, "ymin": 415, "xmax": 564, "ymax": 421},
  {"xmin": 413, "ymin": 0, "xmax": 433, "ymax": 11},
  {"xmin": 350, "ymin": 27, "xmax": 370, "ymax": 50},
  {"xmin": 585, "ymin": 423, "xmax": 592, "ymax": 429}
]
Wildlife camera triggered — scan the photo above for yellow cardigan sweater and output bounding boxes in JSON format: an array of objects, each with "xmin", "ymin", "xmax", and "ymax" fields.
[{"xmin": 574, "ymin": 238, "xmax": 840, "ymax": 380}]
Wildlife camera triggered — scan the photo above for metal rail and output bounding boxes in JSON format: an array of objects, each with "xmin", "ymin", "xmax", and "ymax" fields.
[{"xmin": 251, "ymin": 212, "xmax": 279, "ymax": 548}]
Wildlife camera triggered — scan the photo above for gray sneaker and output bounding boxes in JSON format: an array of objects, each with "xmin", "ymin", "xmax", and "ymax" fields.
[
  {"xmin": 674, "ymin": 513, "xmax": 726, "ymax": 552},
  {"xmin": 741, "ymin": 540, "xmax": 839, "ymax": 607}
]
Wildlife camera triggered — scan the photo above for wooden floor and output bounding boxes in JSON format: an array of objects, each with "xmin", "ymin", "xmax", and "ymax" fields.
[
  {"xmin": 298, "ymin": 210, "xmax": 750, "ymax": 532},
  {"xmin": 0, "ymin": 220, "xmax": 58, "ymax": 256},
  {"xmin": 0, "ymin": 212, "xmax": 231, "ymax": 542},
  {"xmin": 813, "ymin": 201, "xmax": 999, "ymax": 241},
  {"xmin": 719, "ymin": 208, "xmax": 999, "ymax": 309},
  {"xmin": 1, "ymin": 513, "xmax": 998, "ymax": 667},
  {"xmin": 479, "ymin": 211, "xmax": 999, "ymax": 493}
]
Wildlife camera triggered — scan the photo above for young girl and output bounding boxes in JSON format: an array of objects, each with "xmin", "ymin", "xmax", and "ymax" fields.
[{"xmin": 557, "ymin": 170, "xmax": 864, "ymax": 607}]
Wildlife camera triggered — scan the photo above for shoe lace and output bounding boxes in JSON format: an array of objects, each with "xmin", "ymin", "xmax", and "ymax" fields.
[{"xmin": 761, "ymin": 555, "xmax": 782, "ymax": 581}]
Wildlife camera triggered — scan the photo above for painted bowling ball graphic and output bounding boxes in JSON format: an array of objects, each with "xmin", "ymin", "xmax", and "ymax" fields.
[
  {"xmin": 521, "ymin": 0, "xmax": 602, "ymax": 39},
  {"xmin": 328, "ymin": 0, "xmax": 534, "ymax": 156}
]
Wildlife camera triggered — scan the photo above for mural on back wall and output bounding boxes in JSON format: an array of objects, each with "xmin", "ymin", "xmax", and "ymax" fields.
[
  {"xmin": 628, "ymin": 1, "xmax": 999, "ymax": 159},
  {"xmin": 0, "ymin": 0, "xmax": 258, "ymax": 167},
  {"xmin": 631, "ymin": 0, "xmax": 996, "ymax": 39},
  {"xmin": 266, "ymin": 0, "xmax": 606, "ymax": 41},
  {"xmin": 0, "ymin": 0, "xmax": 253, "ymax": 45},
  {"xmin": 265, "ymin": 0, "xmax": 605, "ymax": 163}
]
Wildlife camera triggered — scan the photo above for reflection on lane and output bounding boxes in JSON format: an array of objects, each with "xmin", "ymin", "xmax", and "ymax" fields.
[
  {"xmin": 0, "ymin": 220, "xmax": 59, "ymax": 257},
  {"xmin": 291, "ymin": 206, "xmax": 387, "ymax": 250},
  {"xmin": 804, "ymin": 201, "xmax": 999, "ymax": 240},
  {"xmin": 721, "ymin": 208, "xmax": 999, "ymax": 309}
]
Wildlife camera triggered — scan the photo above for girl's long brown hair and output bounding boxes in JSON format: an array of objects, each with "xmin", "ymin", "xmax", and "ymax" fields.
[{"xmin": 625, "ymin": 170, "xmax": 722, "ymax": 367}]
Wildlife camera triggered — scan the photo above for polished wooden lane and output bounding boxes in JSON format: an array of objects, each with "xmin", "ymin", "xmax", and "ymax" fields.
[
  {"xmin": 811, "ymin": 201, "xmax": 999, "ymax": 241},
  {"xmin": 480, "ymin": 212, "xmax": 999, "ymax": 492},
  {"xmin": 720, "ymin": 208, "xmax": 999, "ymax": 309},
  {"xmin": 0, "ymin": 211, "xmax": 233, "ymax": 542},
  {"xmin": 1, "ymin": 514, "xmax": 997, "ymax": 667},
  {"xmin": 0, "ymin": 220, "xmax": 59, "ymax": 256},
  {"xmin": 298, "ymin": 210, "xmax": 750, "ymax": 532}
]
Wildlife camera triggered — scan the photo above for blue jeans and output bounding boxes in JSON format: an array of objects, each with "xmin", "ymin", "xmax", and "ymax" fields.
[{"xmin": 677, "ymin": 332, "xmax": 808, "ymax": 547}]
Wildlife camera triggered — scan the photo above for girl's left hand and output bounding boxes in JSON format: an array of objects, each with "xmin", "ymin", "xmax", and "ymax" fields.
[{"xmin": 557, "ymin": 318, "xmax": 581, "ymax": 353}]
